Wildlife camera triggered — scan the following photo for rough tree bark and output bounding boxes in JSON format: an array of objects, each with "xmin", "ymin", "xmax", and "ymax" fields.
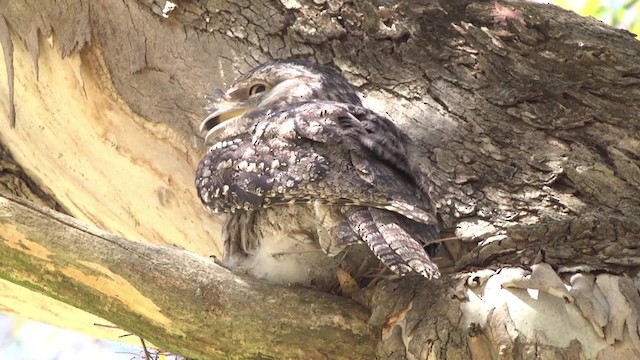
[{"xmin": 0, "ymin": 0, "xmax": 639, "ymax": 359}]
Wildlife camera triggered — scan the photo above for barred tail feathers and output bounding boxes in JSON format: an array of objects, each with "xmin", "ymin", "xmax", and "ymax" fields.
[{"xmin": 341, "ymin": 206, "xmax": 440, "ymax": 279}]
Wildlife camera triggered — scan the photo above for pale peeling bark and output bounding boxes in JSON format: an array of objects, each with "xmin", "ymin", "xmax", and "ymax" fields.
[{"xmin": 1, "ymin": 0, "xmax": 640, "ymax": 358}]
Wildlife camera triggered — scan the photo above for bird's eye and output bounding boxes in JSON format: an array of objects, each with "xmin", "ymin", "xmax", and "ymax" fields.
[{"xmin": 249, "ymin": 84, "xmax": 267, "ymax": 96}]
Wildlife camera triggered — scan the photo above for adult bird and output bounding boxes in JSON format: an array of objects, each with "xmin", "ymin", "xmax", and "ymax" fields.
[{"xmin": 195, "ymin": 59, "xmax": 439, "ymax": 287}]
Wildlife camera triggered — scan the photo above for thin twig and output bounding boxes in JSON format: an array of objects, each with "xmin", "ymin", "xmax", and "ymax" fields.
[
  {"xmin": 423, "ymin": 235, "xmax": 467, "ymax": 246},
  {"xmin": 141, "ymin": 337, "xmax": 152, "ymax": 360},
  {"xmin": 271, "ymin": 249, "xmax": 324, "ymax": 257}
]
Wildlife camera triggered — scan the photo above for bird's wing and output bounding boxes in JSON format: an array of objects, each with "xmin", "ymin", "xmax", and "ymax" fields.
[
  {"xmin": 196, "ymin": 101, "xmax": 437, "ymax": 225},
  {"xmin": 263, "ymin": 101, "xmax": 437, "ymax": 225},
  {"xmin": 287, "ymin": 102, "xmax": 416, "ymax": 179}
]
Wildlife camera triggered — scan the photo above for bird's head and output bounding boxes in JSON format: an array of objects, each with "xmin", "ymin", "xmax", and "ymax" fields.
[{"xmin": 200, "ymin": 59, "xmax": 362, "ymax": 144}]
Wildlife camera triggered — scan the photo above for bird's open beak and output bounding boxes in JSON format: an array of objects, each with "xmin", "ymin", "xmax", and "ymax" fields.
[{"xmin": 200, "ymin": 102, "xmax": 247, "ymax": 145}]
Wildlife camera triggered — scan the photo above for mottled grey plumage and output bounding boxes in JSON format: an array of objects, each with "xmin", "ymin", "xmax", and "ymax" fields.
[{"xmin": 195, "ymin": 59, "xmax": 439, "ymax": 284}]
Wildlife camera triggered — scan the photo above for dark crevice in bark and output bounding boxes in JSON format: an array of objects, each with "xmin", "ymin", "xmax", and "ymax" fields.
[{"xmin": 0, "ymin": 144, "xmax": 66, "ymax": 213}]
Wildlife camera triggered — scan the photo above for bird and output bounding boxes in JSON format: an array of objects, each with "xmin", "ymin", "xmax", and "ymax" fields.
[{"xmin": 195, "ymin": 59, "xmax": 440, "ymax": 287}]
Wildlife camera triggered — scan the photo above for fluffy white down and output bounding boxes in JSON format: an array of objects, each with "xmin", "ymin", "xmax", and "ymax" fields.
[
  {"xmin": 234, "ymin": 205, "xmax": 341, "ymax": 286},
  {"xmin": 246, "ymin": 233, "xmax": 327, "ymax": 285}
]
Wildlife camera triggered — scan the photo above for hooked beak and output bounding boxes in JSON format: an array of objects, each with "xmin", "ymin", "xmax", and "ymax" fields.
[{"xmin": 199, "ymin": 102, "xmax": 247, "ymax": 145}]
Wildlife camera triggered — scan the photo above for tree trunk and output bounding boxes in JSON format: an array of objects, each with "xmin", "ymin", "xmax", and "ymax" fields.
[{"xmin": 1, "ymin": 0, "xmax": 640, "ymax": 358}]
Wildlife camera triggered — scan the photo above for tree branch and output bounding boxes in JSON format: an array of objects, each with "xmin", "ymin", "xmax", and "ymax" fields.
[{"xmin": 0, "ymin": 193, "xmax": 376, "ymax": 359}]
